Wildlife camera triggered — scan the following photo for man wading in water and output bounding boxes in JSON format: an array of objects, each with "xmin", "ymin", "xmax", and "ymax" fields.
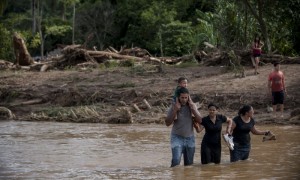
[{"xmin": 165, "ymin": 87, "xmax": 202, "ymax": 167}]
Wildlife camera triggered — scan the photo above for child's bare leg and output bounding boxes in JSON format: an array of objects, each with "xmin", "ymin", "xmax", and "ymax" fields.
[{"xmin": 254, "ymin": 57, "xmax": 259, "ymax": 74}]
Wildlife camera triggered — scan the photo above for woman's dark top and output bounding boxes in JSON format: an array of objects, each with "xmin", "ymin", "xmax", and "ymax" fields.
[
  {"xmin": 232, "ymin": 116, "xmax": 255, "ymax": 145},
  {"xmin": 201, "ymin": 114, "xmax": 227, "ymax": 146}
]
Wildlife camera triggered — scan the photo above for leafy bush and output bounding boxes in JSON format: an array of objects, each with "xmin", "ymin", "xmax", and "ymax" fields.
[
  {"xmin": 119, "ymin": 59, "xmax": 135, "ymax": 67},
  {"xmin": 176, "ymin": 60, "xmax": 198, "ymax": 68},
  {"xmin": 162, "ymin": 21, "xmax": 195, "ymax": 56},
  {"xmin": 129, "ymin": 65, "xmax": 147, "ymax": 75},
  {"xmin": 0, "ymin": 24, "xmax": 13, "ymax": 61},
  {"xmin": 104, "ymin": 60, "xmax": 119, "ymax": 68}
]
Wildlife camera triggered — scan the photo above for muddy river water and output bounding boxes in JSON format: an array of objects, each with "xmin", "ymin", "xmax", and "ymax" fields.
[{"xmin": 0, "ymin": 121, "xmax": 299, "ymax": 179}]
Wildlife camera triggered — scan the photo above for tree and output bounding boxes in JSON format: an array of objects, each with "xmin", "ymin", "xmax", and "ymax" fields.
[
  {"xmin": 31, "ymin": 0, "xmax": 37, "ymax": 35},
  {"xmin": 113, "ymin": 0, "xmax": 153, "ymax": 49},
  {"xmin": 0, "ymin": 23, "xmax": 13, "ymax": 61},
  {"xmin": 138, "ymin": 1, "xmax": 177, "ymax": 55},
  {"xmin": 194, "ymin": 10, "xmax": 218, "ymax": 49},
  {"xmin": 58, "ymin": 0, "xmax": 79, "ymax": 44},
  {"xmin": 0, "ymin": 0, "xmax": 7, "ymax": 15},
  {"xmin": 1, "ymin": 0, "xmax": 298, "ymax": 58},
  {"xmin": 36, "ymin": 0, "xmax": 45, "ymax": 58},
  {"xmin": 76, "ymin": 0, "xmax": 115, "ymax": 50},
  {"xmin": 162, "ymin": 21, "xmax": 195, "ymax": 56}
]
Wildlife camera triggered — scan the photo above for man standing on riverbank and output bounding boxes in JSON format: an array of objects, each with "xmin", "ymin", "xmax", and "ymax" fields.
[
  {"xmin": 268, "ymin": 62, "xmax": 287, "ymax": 118},
  {"xmin": 165, "ymin": 87, "xmax": 202, "ymax": 167}
]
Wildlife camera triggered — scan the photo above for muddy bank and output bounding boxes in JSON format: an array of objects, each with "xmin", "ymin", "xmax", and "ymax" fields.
[{"xmin": 0, "ymin": 64, "xmax": 299, "ymax": 125}]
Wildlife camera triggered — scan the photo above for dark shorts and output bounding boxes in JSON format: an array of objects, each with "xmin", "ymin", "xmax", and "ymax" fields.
[
  {"xmin": 272, "ymin": 91, "xmax": 284, "ymax": 105},
  {"xmin": 253, "ymin": 54, "xmax": 261, "ymax": 58}
]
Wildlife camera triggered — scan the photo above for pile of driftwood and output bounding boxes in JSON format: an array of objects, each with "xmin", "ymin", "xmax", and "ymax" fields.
[
  {"xmin": 2, "ymin": 32, "xmax": 299, "ymax": 72},
  {"xmin": 10, "ymin": 43, "xmax": 199, "ymax": 71}
]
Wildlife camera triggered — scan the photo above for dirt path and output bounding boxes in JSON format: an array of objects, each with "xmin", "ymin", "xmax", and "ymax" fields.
[{"xmin": 0, "ymin": 64, "xmax": 299, "ymax": 125}]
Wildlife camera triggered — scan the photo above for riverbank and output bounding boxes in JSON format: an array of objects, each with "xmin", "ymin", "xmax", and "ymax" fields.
[{"xmin": 0, "ymin": 63, "xmax": 299, "ymax": 125}]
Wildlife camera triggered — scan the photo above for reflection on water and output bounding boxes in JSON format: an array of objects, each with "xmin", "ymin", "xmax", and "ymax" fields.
[{"xmin": 0, "ymin": 121, "xmax": 299, "ymax": 179}]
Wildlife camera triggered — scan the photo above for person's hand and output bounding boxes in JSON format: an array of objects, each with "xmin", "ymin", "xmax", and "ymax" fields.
[
  {"xmin": 174, "ymin": 98, "xmax": 181, "ymax": 111},
  {"xmin": 284, "ymin": 90, "xmax": 288, "ymax": 96},
  {"xmin": 269, "ymin": 90, "xmax": 272, "ymax": 98},
  {"xmin": 188, "ymin": 96, "xmax": 197, "ymax": 110},
  {"xmin": 262, "ymin": 130, "xmax": 276, "ymax": 142},
  {"xmin": 188, "ymin": 95, "xmax": 194, "ymax": 103},
  {"xmin": 264, "ymin": 130, "xmax": 270, "ymax": 136}
]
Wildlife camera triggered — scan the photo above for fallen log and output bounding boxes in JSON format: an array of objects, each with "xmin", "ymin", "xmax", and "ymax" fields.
[
  {"xmin": 11, "ymin": 99, "xmax": 44, "ymax": 106},
  {"xmin": 119, "ymin": 47, "xmax": 152, "ymax": 57},
  {"xmin": 261, "ymin": 54, "xmax": 300, "ymax": 64},
  {"xmin": 161, "ymin": 54, "xmax": 194, "ymax": 64},
  {"xmin": 108, "ymin": 46, "xmax": 119, "ymax": 53},
  {"xmin": 87, "ymin": 50, "xmax": 144, "ymax": 61}
]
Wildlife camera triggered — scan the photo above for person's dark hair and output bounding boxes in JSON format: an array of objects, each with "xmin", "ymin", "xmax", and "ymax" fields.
[
  {"xmin": 238, "ymin": 105, "xmax": 252, "ymax": 116},
  {"xmin": 177, "ymin": 87, "xmax": 189, "ymax": 96},
  {"xmin": 254, "ymin": 35, "xmax": 261, "ymax": 46},
  {"xmin": 208, "ymin": 103, "xmax": 219, "ymax": 109},
  {"xmin": 177, "ymin": 77, "xmax": 188, "ymax": 84},
  {"xmin": 273, "ymin": 62, "xmax": 280, "ymax": 67}
]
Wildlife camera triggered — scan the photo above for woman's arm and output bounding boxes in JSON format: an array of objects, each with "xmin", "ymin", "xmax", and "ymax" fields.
[
  {"xmin": 225, "ymin": 117, "xmax": 233, "ymax": 134},
  {"xmin": 260, "ymin": 41, "xmax": 264, "ymax": 48},
  {"xmin": 230, "ymin": 121, "xmax": 236, "ymax": 134},
  {"xmin": 251, "ymin": 125, "xmax": 269, "ymax": 135}
]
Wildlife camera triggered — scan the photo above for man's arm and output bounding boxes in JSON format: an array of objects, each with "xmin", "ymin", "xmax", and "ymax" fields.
[
  {"xmin": 191, "ymin": 108, "xmax": 202, "ymax": 124},
  {"xmin": 165, "ymin": 105, "xmax": 177, "ymax": 126},
  {"xmin": 282, "ymin": 72, "xmax": 287, "ymax": 94},
  {"xmin": 268, "ymin": 77, "xmax": 272, "ymax": 95},
  {"xmin": 165, "ymin": 99, "xmax": 181, "ymax": 126},
  {"xmin": 188, "ymin": 97, "xmax": 202, "ymax": 124}
]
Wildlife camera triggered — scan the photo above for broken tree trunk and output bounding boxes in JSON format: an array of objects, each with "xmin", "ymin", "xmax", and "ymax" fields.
[{"xmin": 12, "ymin": 32, "xmax": 35, "ymax": 66}]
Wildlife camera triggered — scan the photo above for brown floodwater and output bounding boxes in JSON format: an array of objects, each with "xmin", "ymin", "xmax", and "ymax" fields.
[{"xmin": 0, "ymin": 121, "xmax": 299, "ymax": 179}]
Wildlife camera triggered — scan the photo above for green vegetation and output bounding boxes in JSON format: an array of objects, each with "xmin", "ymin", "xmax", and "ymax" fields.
[
  {"xmin": 0, "ymin": 0, "xmax": 299, "ymax": 62},
  {"xmin": 119, "ymin": 59, "xmax": 135, "ymax": 67},
  {"xmin": 104, "ymin": 60, "xmax": 120, "ymax": 68},
  {"xmin": 129, "ymin": 65, "xmax": 147, "ymax": 75},
  {"xmin": 176, "ymin": 61, "xmax": 199, "ymax": 68}
]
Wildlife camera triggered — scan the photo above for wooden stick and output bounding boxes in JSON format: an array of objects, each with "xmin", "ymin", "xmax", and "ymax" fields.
[
  {"xmin": 132, "ymin": 103, "xmax": 141, "ymax": 112},
  {"xmin": 143, "ymin": 99, "xmax": 152, "ymax": 110}
]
